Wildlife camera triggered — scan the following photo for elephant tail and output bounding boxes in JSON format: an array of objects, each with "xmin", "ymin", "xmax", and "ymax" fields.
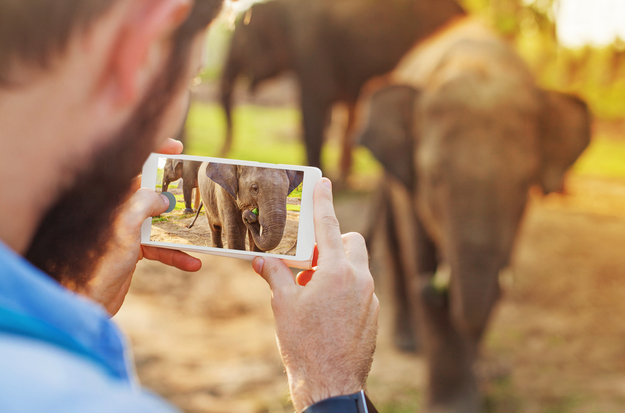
[{"xmin": 187, "ymin": 202, "xmax": 204, "ymax": 229}]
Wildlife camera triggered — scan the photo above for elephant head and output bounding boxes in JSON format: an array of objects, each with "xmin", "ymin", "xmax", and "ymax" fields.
[
  {"xmin": 162, "ymin": 158, "xmax": 183, "ymax": 193},
  {"xmin": 360, "ymin": 82, "xmax": 590, "ymax": 339},
  {"xmin": 219, "ymin": 1, "xmax": 291, "ymax": 156},
  {"xmin": 206, "ymin": 163, "xmax": 303, "ymax": 252}
]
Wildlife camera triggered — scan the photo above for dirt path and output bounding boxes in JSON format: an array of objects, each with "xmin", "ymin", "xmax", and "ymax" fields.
[
  {"xmin": 115, "ymin": 174, "xmax": 625, "ymax": 413},
  {"xmin": 150, "ymin": 194, "xmax": 301, "ymax": 256}
]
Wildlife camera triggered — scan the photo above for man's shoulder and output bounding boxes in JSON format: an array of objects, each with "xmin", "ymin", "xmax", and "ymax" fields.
[{"xmin": 0, "ymin": 334, "xmax": 178, "ymax": 413}]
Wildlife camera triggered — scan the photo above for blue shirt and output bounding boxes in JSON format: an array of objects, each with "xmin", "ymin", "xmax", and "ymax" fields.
[{"xmin": 0, "ymin": 242, "xmax": 179, "ymax": 412}]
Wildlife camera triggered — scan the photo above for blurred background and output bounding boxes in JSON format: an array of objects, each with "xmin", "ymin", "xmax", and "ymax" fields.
[{"xmin": 115, "ymin": 0, "xmax": 625, "ymax": 412}]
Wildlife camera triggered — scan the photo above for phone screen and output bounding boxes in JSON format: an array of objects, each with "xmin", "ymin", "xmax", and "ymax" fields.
[{"xmin": 140, "ymin": 154, "xmax": 320, "ymax": 267}]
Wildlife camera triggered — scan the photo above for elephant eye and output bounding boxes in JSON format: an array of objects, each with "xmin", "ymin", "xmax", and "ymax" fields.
[{"xmin": 251, "ymin": 184, "xmax": 259, "ymax": 194}]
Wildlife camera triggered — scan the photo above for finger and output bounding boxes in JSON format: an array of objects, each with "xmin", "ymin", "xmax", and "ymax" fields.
[
  {"xmin": 156, "ymin": 138, "xmax": 184, "ymax": 155},
  {"xmin": 253, "ymin": 257, "xmax": 296, "ymax": 293},
  {"xmin": 124, "ymin": 188, "xmax": 170, "ymax": 229},
  {"xmin": 142, "ymin": 246, "xmax": 202, "ymax": 272},
  {"xmin": 342, "ymin": 232, "xmax": 369, "ymax": 271},
  {"xmin": 296, "ymin": 270, "xmax": 315, "ymax": 286},
  {"xmin": 313, "ymin": 178, "xmax": 346, "ymax": 264}
]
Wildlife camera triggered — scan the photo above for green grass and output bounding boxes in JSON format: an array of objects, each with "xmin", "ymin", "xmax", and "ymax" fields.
[
  {"xmin": 572, "ymin": 136, "xmax": 625, "ymax": 179},
  {"xmin": 287, "ymin": 204, "xmax": 300, "ymax": 212},
  {"xmin": 186, "ymin": 102, "xmax": 305, "ymax": 163},
  {"xmin": 185, "ymin": 102, "xmax": 382, "ymax": 181},
  {"xmin": 185, "ymin": 101, "xmax": 625, "ymax": 187}
]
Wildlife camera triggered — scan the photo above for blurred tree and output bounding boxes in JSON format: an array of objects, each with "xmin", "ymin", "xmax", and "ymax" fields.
[{"xmin": 458, "ymin": 0, "xmax": 625, "ymax": 119}]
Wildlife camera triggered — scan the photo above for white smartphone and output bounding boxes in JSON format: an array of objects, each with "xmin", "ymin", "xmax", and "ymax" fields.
[{"xmin": 140, "ymin": 153, "xmax": 322, "ymax": 269}]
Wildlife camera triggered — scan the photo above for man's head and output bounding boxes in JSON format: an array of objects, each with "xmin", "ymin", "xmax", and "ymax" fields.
[{"xmin": 0, "ymin": 0, "xmax": 223, "ymax": 288}]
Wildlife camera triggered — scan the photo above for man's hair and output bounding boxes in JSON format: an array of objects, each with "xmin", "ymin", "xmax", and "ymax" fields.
[
  {"xmin": 0, "ymin": 0, "xmax": 222, "ymax": 86},
  {"xmin": 0, "ymin": 1, "xmax": 113, "ymax": 85},
  {"xmin": 22, "ymin": 0, "xmax": 223, "ymax": 288}
]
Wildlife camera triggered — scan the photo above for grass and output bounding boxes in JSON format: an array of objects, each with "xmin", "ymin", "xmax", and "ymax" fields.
[
  {"xmin": 186, "ymin": 101, "xmax": 625, "ymax": 187},
  {"xmin": 572, "ymin": 136, "xmax": 625, "ymax": 179},
  {"xmin": 185, "ymin": 102, "xmax": 382, "ymax": 182}
]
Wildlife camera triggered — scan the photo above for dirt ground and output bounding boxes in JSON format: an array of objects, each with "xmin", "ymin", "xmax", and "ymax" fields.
[
  {"xmin": 115, "ymin": 172, "xmax": 625, "ymax": 413},
  {"xmin": 151, "ymin": 186, "xmax": 301, "ymax": 256}
]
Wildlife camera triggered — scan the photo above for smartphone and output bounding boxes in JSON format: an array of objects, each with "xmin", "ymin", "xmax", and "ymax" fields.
[{"xmin": 141, "ymin": 153, "xmax": 322, "ymax": 269}]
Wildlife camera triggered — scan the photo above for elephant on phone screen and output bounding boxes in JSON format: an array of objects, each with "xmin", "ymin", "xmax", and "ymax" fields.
[
  {"xmin": 220, "ymin": 0, "xmax": 466, "ymax": 181},
  {"xmin": 162, "ymin": 159, "xmax": 202, "ymax": 214},
  {"xmin": 195, "ymin": 162, "xmax": 303, "ymax": 251},
  {"xmin": 359, "ymin": 19, "xmax": 591, "ymax": 412}
]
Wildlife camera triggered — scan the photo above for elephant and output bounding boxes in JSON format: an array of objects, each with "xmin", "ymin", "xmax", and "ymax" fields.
[
  {"xmin": 193, "ymin": 162, "xmax": 303, "ymax": 251},
  {"xmin": 358, "ymin": 17, "xmax": 591, "ymax": 413},
  {"xmin": 220, "ymin": 0, "xmax": 466, "ymax": 182},
  {"xmin": 161, "ymin": 159, "xmax": 202, "ymax": 214}
]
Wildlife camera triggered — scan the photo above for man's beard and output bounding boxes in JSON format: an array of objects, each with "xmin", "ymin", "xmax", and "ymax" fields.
[{"xmin": 25, "ymin": 60, "xmax": 186, "ymax": 291}]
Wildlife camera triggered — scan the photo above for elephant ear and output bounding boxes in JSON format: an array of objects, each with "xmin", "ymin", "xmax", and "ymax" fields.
[
  {"xmin": 287, "ymin": 170, "xmax": 304, "ymax": 195},
  {"xmin": 539, "ymin": 90, "xmax": 591, "ymax": 193},
  {"xmin": 358, "ymin": 85, "xmax": 420, "ymax": 190},
  {"xmin": 206, "ymin": 163, "xmax": 238, "ymax": 199},
  {"xmin": 172, "ymin": 159, "xmax": 183, "ymax": 172}
]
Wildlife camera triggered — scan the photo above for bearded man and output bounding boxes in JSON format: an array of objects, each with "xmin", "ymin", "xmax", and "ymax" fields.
[{"xmin": 0, "ymin": 1, "xmax": 379, "ymax": 412}]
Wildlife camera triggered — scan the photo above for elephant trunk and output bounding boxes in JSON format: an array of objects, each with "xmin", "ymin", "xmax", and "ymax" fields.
[
  {"xmin": 245, "ymin": 200, "xmax": 287, "ymax": 252},
  {"xmin": 162, "ymin": 179, "xmax": 169, "ymax": 193}
]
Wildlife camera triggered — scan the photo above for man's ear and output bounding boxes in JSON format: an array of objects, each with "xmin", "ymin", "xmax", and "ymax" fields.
[{"xmin": 106, "ymin": 0, "xmax": 193, "ymax": 105}]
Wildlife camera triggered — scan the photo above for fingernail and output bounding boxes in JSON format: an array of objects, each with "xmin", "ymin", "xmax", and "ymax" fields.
[
  {"xmin": 322, "ymin": 178, "xmax": 332, "ymax": 189},
  {"xmin": 160, "ymin": 194, "xmax": 170, "ymax": 207},
  {"xmin": 252, "ymin": 257, "xmax": 264, "ymax": 274}
]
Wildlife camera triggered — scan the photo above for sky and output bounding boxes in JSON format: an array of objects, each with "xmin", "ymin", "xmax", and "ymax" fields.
[{"xmin": 556, "ymin": 0, "xmax": 625, "ymax": 48}]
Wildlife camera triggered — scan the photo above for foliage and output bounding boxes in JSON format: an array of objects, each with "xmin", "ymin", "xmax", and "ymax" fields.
[
  {"xmin": 458, "ymin": 0, "xmax": 625, "ymax": 120},
  {"xmin": 572, "ymin": 136, "xmax": 625, "ymax": 179}
]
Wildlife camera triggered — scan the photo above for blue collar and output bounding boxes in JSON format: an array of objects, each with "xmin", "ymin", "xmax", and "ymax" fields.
[{"xmin": 0, "ymin": 241, "xmax": 133, "ymax": 382}]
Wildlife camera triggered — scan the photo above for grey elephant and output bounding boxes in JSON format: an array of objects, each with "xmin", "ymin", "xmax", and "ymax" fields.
[
  {"xmin": 193, "ymin": 162, "xmax": 303, "ymax": 252},
  {"xmin": 359, "ymin": 18, "xmax": 591, "ymax": 413},
  {"xmin": 162, "ymin": 159, "xmax": 202, "ymax": 214},
  {"xmin": 220, "ymin": 0, "xmax": 466, "ymax": 182}
]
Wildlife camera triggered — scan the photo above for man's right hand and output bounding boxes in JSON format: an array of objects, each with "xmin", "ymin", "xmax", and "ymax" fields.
[{"xmin": 253, "ymin": 178, "xmax": 379, "ymax": 413}]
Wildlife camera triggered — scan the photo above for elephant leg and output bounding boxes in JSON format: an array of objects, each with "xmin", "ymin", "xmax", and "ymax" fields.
[
  {"xmin": 384, "ymin": 196, "xmax": 418, "ymax": 352},
  {"xmin": 182, "ymin": 183, "xmax": 194, "ymax": 214},
  {"xmin": 225, "ymin": 221, "xmax": 247, "ymax": 251},
  {"xmin": 386, "ymin": 176, "xmax": 432, "ymax": 352},
  {"xmin": 301, "ymin": 89, "xmax": 333, "ymax": 169},
  {"xmin": 210, "ymin": 224, "xmax": 223, "ymax": 249},
  {"xmin": 193, "ymin": 188, "xmax": 201, "ymax": 210},
  {"xmin": 338, "ymin": 101, "xmax": 357, "ymax": 185},
  {"xmin": 247, "ymin": 229, "xmax": 262, "ymax": 252}
]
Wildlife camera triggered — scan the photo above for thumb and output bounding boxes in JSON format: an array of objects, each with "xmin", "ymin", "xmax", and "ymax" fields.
[
  {"xmin": 124, "ymin": 188, "xmax": 170, "ymax": 229},
  {"xmin": 253, "ymin": 257, "xmax": 296, "ymax": 293}
]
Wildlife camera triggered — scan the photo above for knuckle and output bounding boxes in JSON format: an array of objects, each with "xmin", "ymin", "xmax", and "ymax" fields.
[
  {"xmin": 332, "ymin": 260, "xmax": 353, "ymax": 278},
  {"xmin": 343, "ymin": 232, "xmax": 367, "ymax": 253},
  {"xmin": 344, "ymin": 232, "xmax": 366, "ymax": 247},
  {"xmin": 319, "ymin": 214, "xmax": 341, "ymax": 230},
  {"xmin": 263, "ymin": 261, "xmax": 282, "ymax": 282},
  {"xmin": 371, "ymin": 293, "xmax": 381, "ymax": 313}
]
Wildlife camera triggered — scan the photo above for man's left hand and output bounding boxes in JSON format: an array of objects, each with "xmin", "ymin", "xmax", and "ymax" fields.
[{"xmin": 86, "ymin": 139, "xmax": 202, "ymax": 316}]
